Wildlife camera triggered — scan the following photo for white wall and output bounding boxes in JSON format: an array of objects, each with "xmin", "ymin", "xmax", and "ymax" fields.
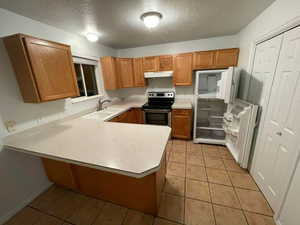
[
  {"xmin": 237, "ymin": 0, "xmax": 300, "ymax": 100},
  {"xmin": 117, "ymin": 35, "xmax": 239, "ymax": 98},
  {"xmin": 0, "ymin": 8, "xmax": 117, "ymax": 224}
]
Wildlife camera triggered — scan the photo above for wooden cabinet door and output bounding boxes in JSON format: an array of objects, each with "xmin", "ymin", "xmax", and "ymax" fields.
[
  {"xmin": 172, "ymin": 109, "xmax": 192, "ymax": 139},
  {"xmin": 131, "ymin": 108, "xmax": 144, "ymax": 124},
  {"xmin": 42, "ymin": 158, "xmax": 78, "ymax": 190},
  {"xmin": 214, "ymin": 48, "xmax": 239, "ymax": 69},
  {"xmin": 173, "ymin": 53, "xmax": 193, "ymax": 86},
  {"xmin": 193, "ymin": 50, "xmax": 215, "ymax": 69},
  {"xmin": 159, "ymin": 55, "xmax": 173, "ymax": 71},
  {"xmin": 133, "ymin": 58, "xmax": 146, "ymax": 87},
  {"xmin": 143, "ymin": 56, "xmax": 159, "ymax": 72},
  {"xmin": 100, "ymin": 56, "xmax": 120, "ymax": 90},
  {"xmin": 24, "ymin": 37, "xmax": 79, "ymax": 101},
  {"xmin": 117, "ymin": 58, "xmax": 134, "ymax": 88},
  {"xmin": 135, "ymin": 108, "xmax": 145, "ymax": 124}
]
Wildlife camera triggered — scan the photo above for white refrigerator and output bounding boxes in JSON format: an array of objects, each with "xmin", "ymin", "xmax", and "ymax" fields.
[{"xmin": 193, "ymin": 67, "xmax": 258, "ymax": 168}]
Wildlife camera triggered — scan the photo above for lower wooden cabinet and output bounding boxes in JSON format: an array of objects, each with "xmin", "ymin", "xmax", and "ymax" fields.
[
  {"xmin": 41, "ymin": 153, "xmax": 166, "ymax": 215},
  {"xmin": 41, "ymin": 158, "xmax": 78, "ymax": 190},
  {"xmin": 109, "ymin": 108, "xmax": 144, "ymax": 124},
  {"xmin": 172, "ymin": 109, "xmax": 193, "ymax": 140}
]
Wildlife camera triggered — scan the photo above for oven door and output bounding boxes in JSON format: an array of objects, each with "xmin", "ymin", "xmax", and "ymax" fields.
[{"xmin": 143, "ymin": 109, "xmax": 171, "ymax": 127}]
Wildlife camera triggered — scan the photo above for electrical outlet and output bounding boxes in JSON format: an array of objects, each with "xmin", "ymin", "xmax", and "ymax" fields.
[{"xmin": 5, "ymin": 120, "xmax": 16, "ymax": 132}]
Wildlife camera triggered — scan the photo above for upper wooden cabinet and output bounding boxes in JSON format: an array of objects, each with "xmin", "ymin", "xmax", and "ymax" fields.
[
  {"xmin": 143, "ymin": 56, "xmax": 159, "ymax": 72},
  {"xmin": 159, "ymin": 55, "xmax": 174, "ymax": 71},
  {"xmin": 133, "ymin": 58, "xmax": 146, "ymax": 87},
  {"xmin": 173, "ymin": 53, "xmax": 193, "ymax": 86},
  {"xmin": 3, "ymin": 34, "xmax": 79, "ymax": 103},
  {"xmin": 116, "ymin": 58, "xmax": 135, "ymax": 88},
  {"xmin": 193, "ymin": 50, "xmax": 215, "ymax": 69},
  {"xmin": 193, "ymin": 48, "xmax": 239, "ymax": 70},
  {"xmin": 100, "ymin": 56, "xmax": 120, "ymax": 90},
  {"xmin": 214, "ymin": 48, "xmax": 239, "ymax": 68}
]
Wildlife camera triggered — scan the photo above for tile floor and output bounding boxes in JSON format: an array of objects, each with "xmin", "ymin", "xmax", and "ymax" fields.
[{"xmin": 5, "ymin": 140, "xmax": 276, "ymax": 225}]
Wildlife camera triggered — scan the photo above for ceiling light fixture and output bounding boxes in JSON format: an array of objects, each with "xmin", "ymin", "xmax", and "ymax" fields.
[
  {"xmin": 140, "ymin": 11, "xmax": 163, "ymax": 29},
  {"xmin": 85, "ymin": 32, "xmax": 99, "ymax": 42}
]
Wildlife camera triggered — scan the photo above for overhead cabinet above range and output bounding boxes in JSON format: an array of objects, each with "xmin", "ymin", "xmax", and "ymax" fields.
[{"xmin": 3, "ymin": 34, "xmax": 80, "ymax": 103}]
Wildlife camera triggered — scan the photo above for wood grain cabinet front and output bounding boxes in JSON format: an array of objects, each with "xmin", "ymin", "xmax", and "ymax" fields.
[
  {"xmin": 193, "ymin": 48, "xmax": 239, "ymax": 70},
  {"xmin": 214, "ymin": 48, "xmax": 239, "ymax": 69},
  {"xmin": 173, "ymin": 53, "xmax": 193, "ymax": 86},
  {"xmin": 116, "ymin": 58, "xmax": 135, "ymax": 88},
  {"xmin": 100, "ymin": 56, "xmax": 121, "ymax": 90},
  {"xmin": 159, "ymin": 55, "xmax": 174, "ymax": 71},
  {"xmin": 172, "ymin": 109, "xmax": 193, "ymax": 140},
  {"xmin": 133, "ymin": 58, "xmax": 146, "ymax": 87},
  {"xmin": 143, "ymin": 56, "xmax": 159, "ymax": 72},
  {"xmin": 3, "ymin": 34, "xmax": 79, "ymax": 102},
  {"xmin": 109, "ymin": 108, "xmax": 144, "ymax": 124},
  {"xmin": 193, "ymin": 50, "xmax": 215, "ymax": 70},
  {"xmin": 42, "ymin": 158, "xmax": 78, "ymax": 190}
]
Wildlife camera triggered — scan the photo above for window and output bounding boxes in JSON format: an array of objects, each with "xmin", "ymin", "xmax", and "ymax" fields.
[{"xmin": 72, "ymin": 57, "xmax": 100, "ymax": 102}]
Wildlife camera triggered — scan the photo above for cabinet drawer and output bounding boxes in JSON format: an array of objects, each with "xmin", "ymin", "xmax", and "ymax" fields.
[{"xmin": 173, "ymin": 109, "xmax": 191, "ymax": 115}]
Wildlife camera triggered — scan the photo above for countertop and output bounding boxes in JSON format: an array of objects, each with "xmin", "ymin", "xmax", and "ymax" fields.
[
  {"xmin": 3, "ymin": 98, "xmax": 191, "ymax": 178},
  {"xmin": 4, "ymin": 116, "xmax": 171, "ymax": 178},
  {"xmin": 172, "ymin": 98, "xmax": 193, "ymax": 109}
]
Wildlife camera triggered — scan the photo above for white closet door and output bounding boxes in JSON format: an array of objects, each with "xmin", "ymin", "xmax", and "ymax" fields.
[{"xmin": 253, "ymin": 26, "xmax": 300, "ymax": 213}]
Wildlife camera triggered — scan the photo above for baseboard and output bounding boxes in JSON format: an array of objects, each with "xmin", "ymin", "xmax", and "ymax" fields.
[{"xmin": 0, "ymin": 182, "xmax": 52, "ymax": 225}]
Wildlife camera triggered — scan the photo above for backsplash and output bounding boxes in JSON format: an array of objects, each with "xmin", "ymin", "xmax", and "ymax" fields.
[{"xmin": 118, "ymin": 77, "xmax": 194, "ymax": 100}]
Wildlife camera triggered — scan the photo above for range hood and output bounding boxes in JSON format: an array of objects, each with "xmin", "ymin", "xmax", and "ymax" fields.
[{"xmin": 144, "ymin": 71, "xmax": 173, "ymax": 78}]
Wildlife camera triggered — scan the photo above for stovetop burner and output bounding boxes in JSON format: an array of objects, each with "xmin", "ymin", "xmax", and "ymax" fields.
[{"xmin": 142, "ymin": 91, "xmax": 175, "ymax": 110}]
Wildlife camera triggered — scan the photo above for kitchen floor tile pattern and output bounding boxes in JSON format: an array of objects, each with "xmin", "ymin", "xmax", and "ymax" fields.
[{"xmin": 5, "ymin": 140, "xmax": 275, "ymax": 225}]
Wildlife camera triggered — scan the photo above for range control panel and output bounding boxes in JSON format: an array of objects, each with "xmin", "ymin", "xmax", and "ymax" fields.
[{"xmin": 148, "ymin": 91, "xmax": 175, "ymax": 98}]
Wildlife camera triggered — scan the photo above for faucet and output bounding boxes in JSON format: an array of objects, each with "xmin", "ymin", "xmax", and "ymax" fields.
[{"xmin": 97, "ymin": 99, "xmax": 111, "ymax": 111}]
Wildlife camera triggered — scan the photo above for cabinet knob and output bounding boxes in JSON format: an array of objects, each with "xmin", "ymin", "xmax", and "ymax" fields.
[{"xmin": 276, "ymin": 132, "xmax": 282, "ymax": 136}]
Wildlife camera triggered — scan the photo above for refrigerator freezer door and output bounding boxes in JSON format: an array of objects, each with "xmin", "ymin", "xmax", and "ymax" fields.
[
  {"xmin": 217, "ymin": 67, "xmax": 240, "ymax": 104},
  {"xmin": 224, "ymin": 100, "xmax": 258, "ymax": 168}
]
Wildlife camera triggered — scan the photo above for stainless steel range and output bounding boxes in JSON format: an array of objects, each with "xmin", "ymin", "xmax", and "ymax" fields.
[{"xmin": 142, "ymin": 91, "xmax": 175, "ymax": 126}]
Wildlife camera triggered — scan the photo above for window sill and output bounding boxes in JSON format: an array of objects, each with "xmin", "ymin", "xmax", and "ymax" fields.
[{"xmin": 71, "ymin": 95, "xmax": 103, "ymax": 104}]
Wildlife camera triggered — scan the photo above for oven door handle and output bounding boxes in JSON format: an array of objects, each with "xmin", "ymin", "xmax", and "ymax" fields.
[{"xmin": 142, "ymin": 109, "xmax": 171, "ymax": 113}]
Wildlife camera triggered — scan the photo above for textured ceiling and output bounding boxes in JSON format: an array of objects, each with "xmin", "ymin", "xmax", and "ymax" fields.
[{"xmin": 0, "ymin": 0, "xmax": 275, "ymax": 49}]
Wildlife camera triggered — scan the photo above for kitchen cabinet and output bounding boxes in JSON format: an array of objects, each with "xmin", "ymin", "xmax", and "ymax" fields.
[
  {"xmin": 42, "ymin": 158, "xmax": 78, "ymax": 190},
  {"xmin": 133, "ymin": 58, "xmax": 146, "ymax": 87},
  {"xmin": 214, "ymin": 48, "xmax": 239, "ymax": 69},
  {"xmin": 143, "ymin": 56, "xmax": 159, "ymax": 72},
  {"xmin": 132, "ymin": 108, "xmax": 144, "ymax": 124},
  {"xmin": 172, "ymin": 109, "xmax": 192, "ymax": 139},
  {"xmin": 173, "ymin": 53, "xmax": 193, "ymax": 86},
  {"xmin": 193, "ymin": 48, "xmax": 239, "ymax": 70},
  {"xmin": 117, "ymin": 58, "xmax": 135, "ymax": 88},
  {"xmin": 3, "ymin": 34, "xmax": 79, "ymax": 103},
  {"xmin": 100, "ymin": 56, "xmax": 120, "ymax": 90},
  {"xmin": 109, "ymin": 108, "xmax": 144, "ymax": 124},
  {"xmin": 41, "ymin": 155, "xmax": 166, "ymax": 215},
  {"xmin": 159, "ymin": 55, "xmax": 174, "ymax": 71},
  {"xmin": 193, "ymin": 50, "xmax": 215, "ymax": 69}
]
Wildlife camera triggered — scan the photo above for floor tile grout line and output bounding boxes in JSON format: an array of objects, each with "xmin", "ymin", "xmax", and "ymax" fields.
[
  {"xmin": 183, "ymin": 141, "xmax": 187, "ymax": 225},
  {"xmin": 89, "ymin": 202, "xmax": 106, "ymax": 225},
  {"xmin": 28, "ymin": 206, "xmax": 77, "ymax": 225},
  {"xmin": 226, "ymin": 165, "xmax": 250, "ymax": 225}
]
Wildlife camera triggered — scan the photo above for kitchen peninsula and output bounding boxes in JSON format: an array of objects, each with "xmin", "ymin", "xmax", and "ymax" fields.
[{"xmin": 3, "ymin": 107, "xmax": 171, "ymax": 215}]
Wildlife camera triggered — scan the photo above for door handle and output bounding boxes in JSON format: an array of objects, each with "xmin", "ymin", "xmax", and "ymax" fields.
[{"xmin": 276, "ymin": 132, "xmax": 282, "ymax": 136}]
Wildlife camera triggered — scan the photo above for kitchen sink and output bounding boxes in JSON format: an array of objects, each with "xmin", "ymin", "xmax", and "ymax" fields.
[{"xmin": 81, "ymin": 108, "xmax": 125, "ymax": 121}]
